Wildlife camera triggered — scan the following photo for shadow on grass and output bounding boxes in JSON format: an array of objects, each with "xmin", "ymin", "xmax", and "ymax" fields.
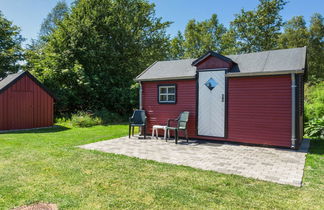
[
  {"xmin": 308, "ymin": 139, "xmax": 324, "ymax": 155},
  {"xmin": 0, "ymin": 125, "xmax": 70, "ymax": 134}
]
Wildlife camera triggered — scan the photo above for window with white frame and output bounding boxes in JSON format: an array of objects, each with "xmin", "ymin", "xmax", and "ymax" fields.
[{"xmin": 158, "ymin": 85, "xmax": 176, "ymax": 104}]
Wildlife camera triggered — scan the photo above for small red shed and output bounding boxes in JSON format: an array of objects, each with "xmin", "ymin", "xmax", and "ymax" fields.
[
  {"xmin": 0, "ymin": 71, "xmax": 55, "ymax": 131},
  {"xmin": 135, "ymin": 47, "xmax": 306, "ymax": 149}
]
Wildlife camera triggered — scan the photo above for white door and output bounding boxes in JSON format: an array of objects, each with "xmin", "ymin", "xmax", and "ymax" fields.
[{"xmin": 198, "ymin": 70, "xmax": 225, "ymax": 137}]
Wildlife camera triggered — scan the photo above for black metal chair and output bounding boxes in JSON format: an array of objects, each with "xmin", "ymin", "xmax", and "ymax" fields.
[
  {"xmin": 166, "ymin": 111, "xmax": 189, "ymax": 144},
  {"xmin": 129, "ymin": 110, "xmax": 147, "ymax": 139}
]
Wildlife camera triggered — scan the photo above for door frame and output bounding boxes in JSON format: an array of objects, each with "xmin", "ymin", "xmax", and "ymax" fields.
[{"xmin": 196, "ymin": 68, "xmax": 228, "ymax": 138}]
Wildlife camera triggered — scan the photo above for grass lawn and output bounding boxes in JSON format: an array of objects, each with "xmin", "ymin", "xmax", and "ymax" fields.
[{"xmin": 0, "ymin": 124, "xmax": 323, "ymax": 209}]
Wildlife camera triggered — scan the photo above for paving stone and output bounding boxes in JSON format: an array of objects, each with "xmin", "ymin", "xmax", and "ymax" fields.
[{"xmin": 78, "ymin": 137, "xmax": 309, "ymax": 187}]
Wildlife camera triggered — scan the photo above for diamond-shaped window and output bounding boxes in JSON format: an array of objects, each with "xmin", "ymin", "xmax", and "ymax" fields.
[{"xmin": 205, "ymin": 77, "xmax": 217, "ymax": 90}]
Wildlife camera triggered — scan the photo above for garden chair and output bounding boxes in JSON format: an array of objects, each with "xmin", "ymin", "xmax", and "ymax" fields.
[
  {"xmin": 166, "ymin": 111, "xmax": 189, "ymax": 144},
  {"xmin": 129, "ymin": 110, "xmax": 147, "ymax": 139}
]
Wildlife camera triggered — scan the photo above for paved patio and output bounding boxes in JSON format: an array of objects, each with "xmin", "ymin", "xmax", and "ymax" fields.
[{"xmin": 78, "ymin": 137, "xmax": 309, "ymax": 187}]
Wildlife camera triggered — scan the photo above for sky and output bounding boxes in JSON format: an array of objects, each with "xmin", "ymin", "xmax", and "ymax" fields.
[{"xmin": 0, "ymin": 0, "xmax": 323, "ymax": 45}]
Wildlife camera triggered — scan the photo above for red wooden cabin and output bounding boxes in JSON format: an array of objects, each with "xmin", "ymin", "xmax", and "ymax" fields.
[
  {"xmin": 135, "ymin": 47, "xmax": 306, "ymax": 149},
  {"xmin": 0, "ymin": 71, "xmax": 55, "ymax": 131}
]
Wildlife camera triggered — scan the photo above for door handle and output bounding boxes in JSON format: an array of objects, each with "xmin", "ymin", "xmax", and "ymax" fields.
[{"xmin": 221, "ymin": 94, "xmax": 225, "ymax": 102}]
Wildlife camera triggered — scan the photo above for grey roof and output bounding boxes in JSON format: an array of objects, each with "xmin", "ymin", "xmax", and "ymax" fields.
[
  {"xmin": 0, "ymin": 71, "xmax": 56, "ymax": 99},
  {"xmin": 227, "ymin": 47, "xmax": 307, "ymax": 73},
  {"xmin": 136, "ymin": 59, "xmax": 197, "ymax": 81},
  {"xmin": 0, "ymin": 71, "xmax": 25, "ymax": 91},
  {"xmin": 136, "ymin": 47, "xmax": 306, "ymax": 81}
]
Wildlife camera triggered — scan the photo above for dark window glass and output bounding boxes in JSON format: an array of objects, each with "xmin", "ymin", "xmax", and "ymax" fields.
[
  {"xmin": 168, "ymin": 87, "xmax": 175, "ymax": 93},
  {"xmin": 160, "ymin": 95, "xmax": 167, "ymax": 102},
  {"xmin": 168, "ymin": 95, "xmax": 175, "ymax": 101},
  {"xmin": 160, "ymin": 87, "xmax": 167, "ymax": 93}
]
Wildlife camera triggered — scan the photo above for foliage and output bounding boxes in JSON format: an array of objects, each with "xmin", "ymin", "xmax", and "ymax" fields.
[
  {"xmin": 39, "ymin": 1, "xmax": 69, "ymax": 41},
  {"xmin": 305, "ymin": 82, "xmax": 324, "ymax": 121},
  {"xmin": 168, "ymin": 14, "xmax": 227, "ymax": 59},
  {"xmin": 25, "ymin": 0, "xmax": 171, "ymax": 115},
  {"xmin": 220, "ymin": 28, "xmax": 239, "ymax": 55},
  {"xmin": 61, "ymin": 108, "xmax": 127, "ymax": 127},
  {"xmin": 168, "ymin": 0, "xmax": 289, "ymax": 57},
  {"xmin": 70, "ymin": 111, "xmax": 103, "ymax": 127},
  {"xmin": 231, "ymin": 0, "xmax": 287, "ymax": 52},
  {"xmin": 168, "ymin": 31, "xmax": 185, "ymax": 59},
  {"xmin": 93, "ymin": 108, "xmax": 127, "ymax": 124},
  {"xmin": 129, "ymin": 83, "xmax": 140, "ymax": 110},
  {"xmin": 308, "ymin": 13, "xmax": 324, "ymax": 82},
  {"xmin": 304, "ymin": 82, "xmax": 324, "ymax": 138},
  {"xmin": 305, "ymin": 117, "xmax": 324, "ymax": 139},
  {"xmin": 182, "ymin": 14, "xmax": 226, "ymax": 58},
  {"xmin": 0, "ymin": 126, "xmax": 323, "ymax": 209},
  {"xmin": 278, "ymin": 14, "xmax": 324, "ymax": 83},
  {"xmin": 0, "ymin": 11, "xmax": 24, "ymax": 78},
  {"xmin": 24, "ymin": 1, "xmax": 69, "ymax": 72},
  {"xmin": 278, "ymin": 16, "xmax": 309, "ymax": 48}
]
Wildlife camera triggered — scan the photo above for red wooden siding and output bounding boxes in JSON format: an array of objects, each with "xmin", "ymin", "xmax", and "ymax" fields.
[
  {"xmin": 0, "ymin": 75, "xmax": 54, "ymax": 130},
  {"xmin": 227, "ymin": 76, "xmax": 292, "ymax": 147},
  {"xmin": 142, "ymin": 75, "xmax": 292, "ymax": 147},
  {"xmin": 142, "ymin": 80, "xmax": 197, "ymax": 137},
  {"xmin": 196, "ymin": 56, "xmax": 232, "ymax": 70}
]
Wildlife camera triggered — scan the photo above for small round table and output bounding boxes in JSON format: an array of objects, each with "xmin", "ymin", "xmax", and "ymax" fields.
[{"xmin": 152, "ymin": 125, "xmax": 168, "ymax": 140}]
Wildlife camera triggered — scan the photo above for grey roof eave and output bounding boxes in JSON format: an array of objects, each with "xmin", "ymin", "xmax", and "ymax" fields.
[
  {"xmin": 135, "ymin": 75, "xmax": 196, "ymax": 82},
  {"xmin": 135, "ymin": 69, "xmax": 305, "ymax": 82},
  {"xmin": 226, "ymin": 69, "xmax": 305, "ymax": 77}
]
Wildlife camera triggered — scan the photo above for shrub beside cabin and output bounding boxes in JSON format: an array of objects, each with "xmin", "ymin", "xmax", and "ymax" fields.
[
  {"xmin": 0, "ymin": 71, "xmax": 55, "ymax": 131},
  {"xmin": 136, "ymin": 47, "xmax": 306, "ymax": 149}
]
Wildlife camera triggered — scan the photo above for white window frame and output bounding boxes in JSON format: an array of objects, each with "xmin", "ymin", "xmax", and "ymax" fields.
[{"xmin": 158, "ymin": 85, "xmax": 176, "ymax": 104}]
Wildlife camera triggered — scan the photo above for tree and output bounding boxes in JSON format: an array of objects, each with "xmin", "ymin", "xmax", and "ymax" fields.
[
  {"xmin": 167, "ymin": 14, "xmax": 227, "ymax": 59},
  {"xmin": 25, "ymin": 1, "xmax": 69, "ymax": 77},
  {"xmin": 220, "ymin": 28, "xmax": 239, "ymax": 55},
  {"xmin": 276, "ymin": 15, "xmax": 324, "ymax": 82},
  {"xmin": 0, "ymin": 11, "xmax": 24, "ymax": 78},
  {"xmin": 231, "ymin": 0, "xmax": 287, "ymax": 53},
  {"xmin": 308, "ymin": 13, "xmax": 324, "ymax": 82},
  {"xmin": 39, "ymin": 1, "xmax": 69, "ymax": 39},
  {"xmin": 27, "ymin": 0, "xmax": 171, "ymax": 114},
  {"xmin": 168, "ymin": 31, "xmax": 185, "ymax": 59},
  {"xmin": 183, "ymin": 14, "xmax": 226, "ymax": 58},
  {"xmin": 278, "ymin": 16, "xmax": 309, "ymax": 48}
]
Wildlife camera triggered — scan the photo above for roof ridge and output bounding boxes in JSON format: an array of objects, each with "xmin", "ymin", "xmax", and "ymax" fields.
[
  {"xmin": 158, "ymin": 58, "xmax": 196, "ymax": 62},
  {"xmin": 261, "ymin": 51, "xmax": 271, "ymax": 72},
  {"xmin": 226, "ymin": 46, "xmax": 305, "ymax": 57}
]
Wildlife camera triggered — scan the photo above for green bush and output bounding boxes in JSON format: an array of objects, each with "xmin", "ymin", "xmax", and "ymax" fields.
[
  {"xmin": 57, "ymin": 109, "xmax": 128, "ymax": 128},
  {"xmin": 93, "ymin": 108, "xmax": 127, "ymax": 124},
  {"xmin": 70, "ymin": 111, "xmax": 103, "ymax": 127},
  {"xmin": 304, "ymin": 82, "xmax": 324, "ymax": 138},
  {"xmin": 305, "ymin": 117, "xmax": 324, "ymax": 139}
]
